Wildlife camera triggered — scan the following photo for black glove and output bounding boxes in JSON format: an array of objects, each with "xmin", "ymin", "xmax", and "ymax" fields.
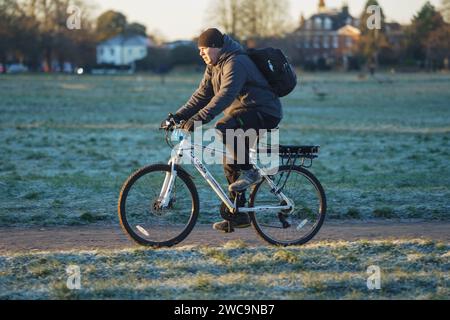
[
  {"xmin": 160, "ymin": 113, "xmax": 184, "ymax": 129},
  {"xmin": 181, "ymin": 119, "xmax": 196, "ymax": 132},
  {"xmin": 172, "ymin": 113, "xmax": 184, "ymax": 124},
  {"xmin": 182, "ymin": 116, "xmax": 205, "ymax": 132}
]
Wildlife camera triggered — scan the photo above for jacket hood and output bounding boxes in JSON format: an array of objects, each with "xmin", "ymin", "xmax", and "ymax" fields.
[{"xmin": 215, "ymin": 35, "xmax": 245, "ymax": 66}]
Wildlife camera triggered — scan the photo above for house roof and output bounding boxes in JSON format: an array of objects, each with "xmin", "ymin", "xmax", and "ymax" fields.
[
  {"xmin": 338, "ymin": 25, "xmax": 361, "ymax": 36},
  {"xmin": 295, "ymin": 3, "xmax": 359, "ymax": 33},
  {"xmin": 308, "ymin": 11, "xmax": 356, "ymax": 31},
  {"xmin": 99, "ymin": 35, "xmax": 152, "ymax": 47}
]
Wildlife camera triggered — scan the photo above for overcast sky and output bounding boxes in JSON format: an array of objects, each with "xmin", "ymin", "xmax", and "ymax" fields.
[{"xmin": 94, "ymin": 0, "xmax": 443, "ymax": 41}]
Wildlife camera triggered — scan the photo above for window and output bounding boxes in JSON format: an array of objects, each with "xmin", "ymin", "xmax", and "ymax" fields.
[
  {"xmin": 323, "ymin": 36, "xmax": 329, "ymax": 48},
  {"xmin": 305, "ymin": 20, "xmax": 312, "ymax": 30},
  {"xmin": 324, "ymin": 18, "xmax": 332, "ymax": 30},
  {"xmin": 333, "ymin": 36, "xmax": 339, "ymax": 48},
  {"xmin": 346, "ymin": 37, "xmax": 353, "ymax": 48},
  {"xmin": 314, "ymin": 36, "xmax": 320, "ymax": 48},
  {"xmin": 110, "ymin": 48, "xmax": 115, "ymax": 56},
  {"xmin": 315, "ymin": 17, "xmax": 322, "ymax": 29},
  {"xmin": 304, "ymin": 37, "xmax": 310, "ymax": 49}
]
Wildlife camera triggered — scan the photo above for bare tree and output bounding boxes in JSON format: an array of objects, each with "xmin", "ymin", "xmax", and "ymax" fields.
[
  {"xmin": 207, "ymin": 0, "xmax": 291, "ymax": 40},
  {"xmin": 17, "ymin": 0, "xmax": 96, "ymax": 70},
  {"xmin": 0, "ymin": 0, "xmax": 35, "ymax": 64},
  {"xmin": 358, "ymin": 0, "xmax": 390, "ymax": 68},
  {"xmin": 442, "ymin": 0, "xmax": 450, "ymax": 23},
  {"xmin": 206, "ymin": 0, "xmax": 243, "ymax": 38},
  {"xmin": 240, "ymin": 0, "xmax": 291, "ymax": 39}
]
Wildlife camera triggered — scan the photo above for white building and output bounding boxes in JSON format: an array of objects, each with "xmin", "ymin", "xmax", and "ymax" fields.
[{"xmin": 96, "ymin": 35, "xmax": 153, "ymax": 66}]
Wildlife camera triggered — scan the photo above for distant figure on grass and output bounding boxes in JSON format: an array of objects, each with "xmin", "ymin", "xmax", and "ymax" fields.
[
  {"xmin": 162, "ymin": 28, "xmax": 283, "ymax": 233},
  {"xmin": 369, "ymin": 61, "xmax": 376, "ymax": 76},
  {"xmin": 312, "ymin": 85, "xmax": 328, "ymax": 101}
]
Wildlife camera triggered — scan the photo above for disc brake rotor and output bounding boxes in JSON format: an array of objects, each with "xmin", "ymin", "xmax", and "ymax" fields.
[{"xmin": 150, "ymin": 197, "xmax": 174, "ymax": 216}]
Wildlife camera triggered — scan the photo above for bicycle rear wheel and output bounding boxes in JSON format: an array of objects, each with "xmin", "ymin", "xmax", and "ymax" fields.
[
  {"xmin": 118, "ymin": 164, "xmax": 199, "ymax": 247},
  {"xmin": 249, "ymin": 165, "xmax": 326, "ymax": 246}
]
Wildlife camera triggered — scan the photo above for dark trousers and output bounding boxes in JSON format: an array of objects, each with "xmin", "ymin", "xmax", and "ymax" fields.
[{"xmin": 215, "ymin": 109, "xmax": 280, "ymax": 202}]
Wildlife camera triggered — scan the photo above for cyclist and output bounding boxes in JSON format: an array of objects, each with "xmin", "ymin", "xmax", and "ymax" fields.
[{"xmin": 163, "ymin": 28, "xmax": 283, "ymax": 233}]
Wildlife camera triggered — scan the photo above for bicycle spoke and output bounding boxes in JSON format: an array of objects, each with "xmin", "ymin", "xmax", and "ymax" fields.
[
  {"xmin": 118, "ymin": 165, "xmax": 199, "ymax": 247},
  {"xmin": 250, "ymin": 166, "xmax": 326, "ymax": 245}
]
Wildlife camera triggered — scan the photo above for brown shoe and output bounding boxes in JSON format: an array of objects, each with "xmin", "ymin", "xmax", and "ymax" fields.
[
  {"xmin": 228, "ymin": 169, "xmax": 262, "ymax": 193},
  {"xmin": 213, "ymin": 213, "xmax": 251, "ymax": 233}
]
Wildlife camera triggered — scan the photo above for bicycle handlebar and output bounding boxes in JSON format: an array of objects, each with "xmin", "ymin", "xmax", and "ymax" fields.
[
  {"xmin": 160, "ymin": 113, "xmax": 191, "ymax": 148},
  {"xmin": 159, "ymin": 113, "xmax": 177, "ymax": 131}
]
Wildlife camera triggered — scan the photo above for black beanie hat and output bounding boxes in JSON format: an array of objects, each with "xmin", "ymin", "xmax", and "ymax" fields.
[{"xmin": 198, "ymin": 28, "xmax": 224, "ymax": 48}]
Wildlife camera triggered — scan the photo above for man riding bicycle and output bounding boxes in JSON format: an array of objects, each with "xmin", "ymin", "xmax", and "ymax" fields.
[{"xmin": 163, "ymin": 28, "xmax": 283, "ymax": 233}]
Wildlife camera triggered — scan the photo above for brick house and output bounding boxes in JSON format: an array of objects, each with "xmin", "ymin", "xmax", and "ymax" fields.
[{"xmin": 293, "ymin": 0, "xmax": 361, "ymax": 69}]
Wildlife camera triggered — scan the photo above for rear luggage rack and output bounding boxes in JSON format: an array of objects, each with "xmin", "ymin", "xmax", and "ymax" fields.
[
  {"xmin": 257, "ymin": 145, "xmax": 320, "ymax": 168},
  {"xmin": 255, "ymin": 144, "xmax": 321, "ymax": 193},
  {"xmin": 278, "ymin": 145, "xmax": 319, "ymax": 159}
]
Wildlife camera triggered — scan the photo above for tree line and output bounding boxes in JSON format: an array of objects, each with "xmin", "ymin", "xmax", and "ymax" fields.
[
  {"xmin": 0, "ymin": 0, "xmax": 289, "ymax": 72},
  {"xmin": 206, "ymin": 0, "xmax": 293, "ymax": 40},
  {"xmin": 358, "ymin": 0, "xmax": 450, "ymax": 70},
  {"xmin": 0, "ymin": 0, "xmax": 97, "ymax": 71},
  {"xmin": 1, "ymin": 0, "xmax": 449, "ymax": 72},
  {"xmin": 0, "ymin": 0, "xmax": 157, "ymax": 71}
]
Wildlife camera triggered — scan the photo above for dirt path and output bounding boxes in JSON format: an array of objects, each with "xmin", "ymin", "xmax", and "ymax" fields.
[{"xmin": 1, "ymin": 220, "xmax": 449, "ymax": 253}]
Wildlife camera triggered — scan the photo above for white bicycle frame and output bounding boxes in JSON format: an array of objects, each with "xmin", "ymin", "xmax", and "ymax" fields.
[{"xmin": 158, "ymin": 129, "xmax": 294, "ymax": 214}]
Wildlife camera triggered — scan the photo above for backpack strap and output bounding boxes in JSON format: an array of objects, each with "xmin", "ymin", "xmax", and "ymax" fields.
[{"xmin": 235, "ymin": 52, "xmax": 276, "ymax": 95}]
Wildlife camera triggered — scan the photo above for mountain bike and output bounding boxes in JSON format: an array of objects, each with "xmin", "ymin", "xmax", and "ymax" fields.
[{"xmin": 118, "ymin": 115, "xmax": 326, "ymax": 247}]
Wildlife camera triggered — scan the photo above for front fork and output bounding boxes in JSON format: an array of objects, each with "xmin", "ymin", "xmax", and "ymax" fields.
[{"xmin": 158, "ymin": 158, "xmax": 178, "ymax": 209}]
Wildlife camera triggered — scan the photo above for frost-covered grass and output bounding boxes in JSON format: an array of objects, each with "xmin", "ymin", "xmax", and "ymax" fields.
[
  {"xmin": 0, "ymin": 239, "xmax": 448, "ymax": 300},
  {"xmin": 0, "ymin": 72, "xmax": 449, "ymax": 226}
]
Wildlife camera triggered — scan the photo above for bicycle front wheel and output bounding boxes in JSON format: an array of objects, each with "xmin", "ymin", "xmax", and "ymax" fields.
[
  {"xmin": 118, "ymin": 164, "xmax": 199, "ymax": 247},
  {"xmin": 249, "ymin": 165, "xmax": 326, "ymax": 246}
]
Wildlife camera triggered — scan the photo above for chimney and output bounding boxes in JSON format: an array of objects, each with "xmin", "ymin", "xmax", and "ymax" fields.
[
  {"xmin": 342, "ymin": 1, "xmax": 349, "ymax": 16},
  {"xmin": 300, "ymin": 13, "xmax": 306, "ymax": 27},
  {"xmin": 318, "ymin": 0, "xmax": 326, "ymax": 13}
]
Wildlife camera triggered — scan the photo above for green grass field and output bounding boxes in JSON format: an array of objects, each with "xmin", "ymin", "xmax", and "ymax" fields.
[
  {"xmin": 1, "ymin": 239, "xmax": 448, "ymax": 299},
  {"xmin": 1, "ymin": 71, "xmax": 449, "ymax": 226},
  {"xmin": 1, "ymin": 72, "xmax": 449, "ymax": 300}
]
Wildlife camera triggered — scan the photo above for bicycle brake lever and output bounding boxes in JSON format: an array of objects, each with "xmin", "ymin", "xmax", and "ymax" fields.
[{"xmin": 159, "ymin": 121, "xmax": 171, "ymax": 131}]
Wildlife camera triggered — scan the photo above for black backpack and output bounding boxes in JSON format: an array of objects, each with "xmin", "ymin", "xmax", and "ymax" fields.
[{"xmin": 246, "ymin": 47, "xmax": 297, "ymax": 97}]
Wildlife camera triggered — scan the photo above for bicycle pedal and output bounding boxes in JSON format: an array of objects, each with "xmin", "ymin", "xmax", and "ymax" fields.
[
  {"xmin": 224, "ymin": 220, "xmax": 234, "ymax": 233},
  {"xmin": 213, "ymin": 220, "xmax": 235, "ymax": 233},
  {"xmin": 225, "ymin": 228, "xmax": 235, "ymax": 234},
  {"xmin": 216, "ymin": 226, "xmax": 235, "ymax": 234}
]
